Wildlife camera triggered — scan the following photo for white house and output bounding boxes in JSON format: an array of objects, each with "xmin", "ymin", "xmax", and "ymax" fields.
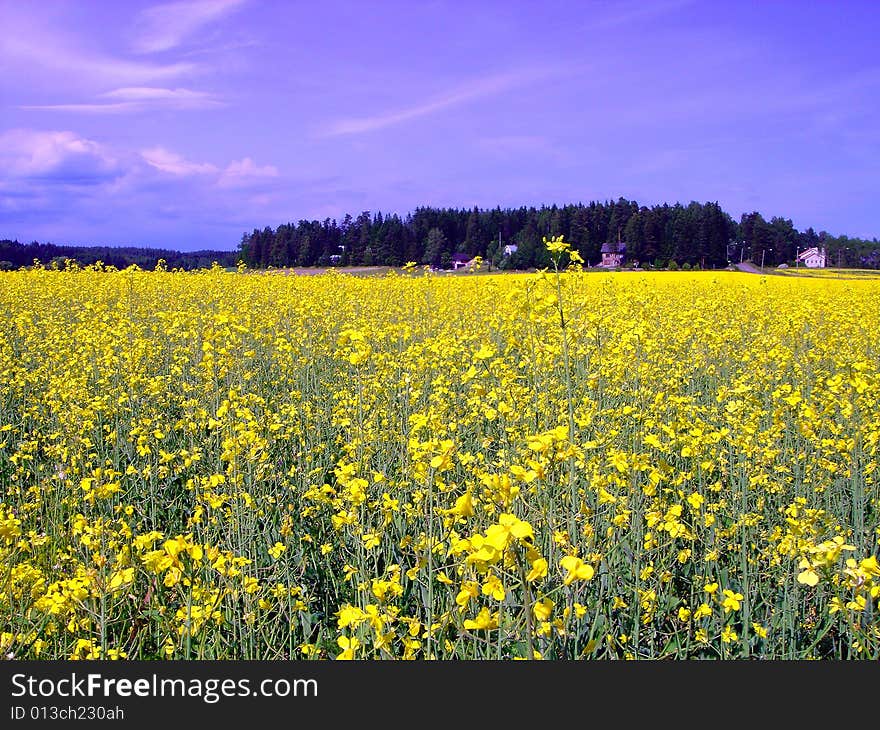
[
  {"xmin": 502, "ymin": 244, "xmax": 518, "ymax": 257},
  {"xmin": 797, "ymin": 246, "xmax": 826, "ymax": 268}
]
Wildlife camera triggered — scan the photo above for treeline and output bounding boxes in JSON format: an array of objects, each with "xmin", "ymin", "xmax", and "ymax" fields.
[
  {"xmin": 0, "ymin": 239, "xmax": 238, "ymax": 271},
  {"xmin": 239, "ymin": 199, "xmax": 880, "ymax": 270},
  {"xmin": 4, "ymin": 199, "xmax": 877, "ymax": 273}
]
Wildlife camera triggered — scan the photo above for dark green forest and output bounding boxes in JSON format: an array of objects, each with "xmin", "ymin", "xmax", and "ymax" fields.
[
  {"xmin": 3, "ymin": 198, "xmax": 879, "ymax": 271},
  {"xmin": 238, "ymin": 199, "xmax": 880, "ymax": 270},
  {"xmin": 0, "ymin": 240, "xmax": 238, "ymax": 271}
]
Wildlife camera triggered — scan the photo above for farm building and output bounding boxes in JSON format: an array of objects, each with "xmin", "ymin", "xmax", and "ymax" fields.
[
  {"xmin": 797, "ymin": 247, "xmax": 826, "ymax": 268},
  {"xmin": 451, "ymin": 253, "xmax": 472, "ymax": 270},
  {"xmin": 599, "ymin": 240, "xmax": 627, "ymax": 267}
]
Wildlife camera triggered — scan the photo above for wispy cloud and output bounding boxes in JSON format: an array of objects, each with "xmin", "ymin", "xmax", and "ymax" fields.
[
  {"xmin": 320, "ymin": 68, "xmax": 562, "ymax": 137},
  {"xmin": 0, "ymin": 4, "xmax": 247, "ymax": 92},
  {"xmin": 0, "ymin": 29, "xmax": 195, "ymax": 87},
  {"xmin": 105, "ymin": 87, "xmax": 215, "ymax": 103},
  {"xmin": 132, "ymin": 0, "xmax": 248, "ymax": 54},
  {"xmin": 21, "ymin": 87, "xmax": 223, "ymax": 114}
]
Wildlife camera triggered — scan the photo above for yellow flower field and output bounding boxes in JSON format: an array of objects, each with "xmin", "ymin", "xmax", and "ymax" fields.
[{"xmin": 1, "ymin": 249, "xmax": 878, "ymax": 659}]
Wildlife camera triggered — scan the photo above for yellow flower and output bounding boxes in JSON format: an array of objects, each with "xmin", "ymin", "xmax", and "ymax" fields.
[
  {"xmin": 526, "ymin": 557, "xmax": 548, "ymax": 582},
  {"xmin": 481, "ymin": 573, "xmax": 506, "ymax": 601},
  {"xmin": 464, "ymin": 607, "xmax": 498, "ymax": 631},
  {"xmin": 268, "ymin": 542, "xmax": 286, "ymax": 559},
  {"xmin": 544, "ymin": 235, "xmax": 570, "ymax": 253},
  {"xmin": 474, "ymin": 344, "xmax": 496, "ymax": 360},
  {"xmin": 797, "ymin": 568, "xmax": 820, "ymax": 587},
  {"xmin": 336, "ymin": 636, "xmax": 361, "ymax": 660},
  {"xmin": 336, "ymin": 605, "xmax": 363, "ymax": 629},
  {"xmin": 560, "ymin": 555, "xmax": 594, "ymax": 586},
  {"xmin": 456, "ymin": 581, "xmax": 479, "ymax": 608},
  {"xmin": 448, "ymin": 492, "xmax": 474, "ymax": 518},
  {"xmin": 533, "ymin": 598, "xmax": 554, "ymax": 622},
  {"xmin": 108, "ymin": 568, "xmax": 134, "ymax": 592},
  {"xmin": 721, "ymin": 589, "xmax": 743, "ymax": 613}
]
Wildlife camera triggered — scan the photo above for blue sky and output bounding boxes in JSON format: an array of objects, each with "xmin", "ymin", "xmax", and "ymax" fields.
[{"xmin": 1, "ymin": 0, "xmax": 877, "ymax": 251}]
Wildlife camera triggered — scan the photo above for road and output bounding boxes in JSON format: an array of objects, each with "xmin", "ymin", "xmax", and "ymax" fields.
[{"xmin": 734, "ymin": 261, "xmax": 764, "ymax": 274}]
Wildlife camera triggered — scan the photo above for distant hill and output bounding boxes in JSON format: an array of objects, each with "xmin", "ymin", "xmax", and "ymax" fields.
[{"xmin": 0, "ymin": 239, "xmax": 238, "ymax": 271}]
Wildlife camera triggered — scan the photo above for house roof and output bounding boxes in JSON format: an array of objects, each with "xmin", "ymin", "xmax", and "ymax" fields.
[
  {"xmin": 797, "ymin": 247, "xmax": 825, "ymax": 260},
  {"xmin": 451, "ymin": 252, "xmax": 471, "ymax": 262},
  {"xmin": 600, "ymin": 242, "xmax": 626, "ymax": 254}
]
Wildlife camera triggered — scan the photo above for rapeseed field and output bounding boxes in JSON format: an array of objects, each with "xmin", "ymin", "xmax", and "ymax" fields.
[{"xmin": 1, "ymin": 242, "xmax": 878, "ymax": 659}]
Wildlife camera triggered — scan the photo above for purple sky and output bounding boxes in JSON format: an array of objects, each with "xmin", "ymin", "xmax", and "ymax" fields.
[{"xmin": 1, "ymin": 0, "xmax": 878, "ymax": 251}]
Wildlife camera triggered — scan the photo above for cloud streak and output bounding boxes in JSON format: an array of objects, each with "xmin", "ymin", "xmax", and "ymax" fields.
[
  {"xmin": 132, "ymin": 0, "xmax": 248, "ymax": 54},
  {"xmin": 21, "ymin": 87, "xmax": 223, "ymax": 114},
  {"xmin": 583, "ymin": 0, "xmax": 696, "ymax": 31},
  {"xmin": 320, "ymin": 68, "xmax": 562, "ymax": 137}
]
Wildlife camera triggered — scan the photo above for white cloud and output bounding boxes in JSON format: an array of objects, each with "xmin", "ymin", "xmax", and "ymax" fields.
[
  {"xmin": 141, "ymin": 146, "xmax": 219, "ymax": 176},
  {"xmin": 218, "ymin": 157, "xmax": 279, "ymax": 187},
  {"xmin": 132, "ymin": 0, "xmax": 247, "ymax": 54},
  {"xmin": 0, "ymin": 130, "xmax": 282, "ymax": 247},
  {"xmin": 140, "ymin": 148, "xmax": 279, "ymax": 186},
  {"xmin": 0, "ymin": 129, "xmax": 119, "ymax": 180}
]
